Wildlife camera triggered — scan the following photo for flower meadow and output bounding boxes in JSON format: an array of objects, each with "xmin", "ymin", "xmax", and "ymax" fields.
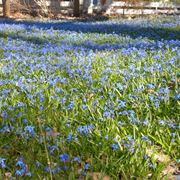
[{"xmin": 0, "ymin": 15, "xmax": 179, "ymax": 179}]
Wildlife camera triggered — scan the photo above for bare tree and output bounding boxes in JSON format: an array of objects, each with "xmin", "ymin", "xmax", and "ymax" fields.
[
  {"xmin": 33, "ymin": 0, "xmax": 49, "ymax": 16},
  {"xmin": 3, "ymin": 0, "xmax": 10, "ymax": 17},
  {"xmin": 73, "ymin": 0, "xmax": 80, "ymax": 17}
]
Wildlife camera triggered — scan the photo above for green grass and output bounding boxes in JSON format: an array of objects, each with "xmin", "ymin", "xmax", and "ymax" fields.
[{"xmin": 0, "ymin": 17, "xmax": 179, "ymax": 179}]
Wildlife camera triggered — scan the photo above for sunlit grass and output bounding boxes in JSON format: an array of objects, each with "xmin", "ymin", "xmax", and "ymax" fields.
[{"xmin": 0, "ymin": 16, "xmax": 179, "ymax": 179}]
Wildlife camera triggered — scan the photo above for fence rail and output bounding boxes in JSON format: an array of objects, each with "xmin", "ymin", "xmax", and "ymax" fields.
[{"xmin": 106, "ymin": 1, "xmax": 180, "ymax": 15}]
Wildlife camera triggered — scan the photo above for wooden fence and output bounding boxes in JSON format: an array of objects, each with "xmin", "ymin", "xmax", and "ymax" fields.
[{"xmin": 106, "ymin": 1, "xmax": 180, "ymax": 15}]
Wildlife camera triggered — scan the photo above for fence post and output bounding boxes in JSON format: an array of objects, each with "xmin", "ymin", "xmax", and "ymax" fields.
[{"xmin": 88, "ymin": 0, "xmax": 94, "ymax": 14}]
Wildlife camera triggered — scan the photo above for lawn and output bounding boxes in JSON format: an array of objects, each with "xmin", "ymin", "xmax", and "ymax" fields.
[{"xmin": 0, "ymin": 15, "xmax": 179, "ymax": 179}]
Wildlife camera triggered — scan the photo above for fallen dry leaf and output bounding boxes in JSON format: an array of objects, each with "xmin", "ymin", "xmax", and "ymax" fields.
[
  {"xmin": 4, "ymin": 172, "xmax": 12, "ymax": 180},
  {"xmin": 146, "ymin": 149, "xmax": 171, "ymax": 163},
  {"xmin": 88, "ymin": 172, "xmax": 110, "ymax": 180}
]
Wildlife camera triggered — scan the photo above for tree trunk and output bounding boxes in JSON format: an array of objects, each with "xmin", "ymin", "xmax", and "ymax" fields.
[
  {"xmin": 3, "ymin": 0, "xmax": 10, "ymax": 17},
  {"xmin": 73, "ymin": 0, "xmax": 80, "ymax": 17}
]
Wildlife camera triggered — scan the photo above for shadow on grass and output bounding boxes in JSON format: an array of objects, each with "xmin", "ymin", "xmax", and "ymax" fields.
[
  {"xmin": 0, "ymin": 16, "xmax": 179, "ymax": 51},
  {"xmin": 0, "ymin": 17, "xmax": 180, "ymax": 39}
]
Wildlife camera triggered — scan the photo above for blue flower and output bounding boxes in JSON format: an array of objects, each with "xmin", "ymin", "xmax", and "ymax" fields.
[
  {"xmin": 118, "ymin": 100, "xmax": 126, "ymax": 108},
  {"xmin": 25, "ymin": 172, "xmax": 32, "ymax": 177},
  {"xmin": 74, "ymin": 156, "xmax": 81, "ymax": 163},
  {"xmin": 127, "ymin": 136, "xmax": 134, "ymax": 142},
  {"xmin": 35, "ymin": 161, "xmax": 42, "ymax": 167},
  {"xmin": 67, "ymin": 133, "xmax": 73, "ymax": 141},
  {"xmin": 111, "ymin": 143, "xmax": 119, "ymax": 150},
  {"xmin": 141, "ymin": 135, "xmax": 151, "ymax": 144},
  {"xmin": 15, "ymin": 157, "xmax": 28, "ymax": 176},
  {"xmin": 44, "ymin": 166, "xmax": 50, "ymax": 172},
  {"xmin": 104, "ymin": 135, "xmax": 109, "ymax": 139},
  {"xmin": 0, "ymin": 157, "xmax": 6, "ymax": 169},
  {"xmin": 24, "ymin": 125, "xmax": 36, "ymax": 137},
  {"xmin": 2, "ymin": 111, "xmax": 8, "ymax": 118},
  {"xmin": 66, "ymin": 101, "xmax": 75, "ymax": 110},
  {"xmin": 77, "ymin": 124, "xmax": 94, "ymax": 135},
  {"xmin": 81, "ymin": 104, "xmax": 87, "ymax": 110},
  {"xmin": 49, "ymin": 145, "xmax": 59, "ymax": 154},
  {"xmin": 84, "ymin": 163, "xmax": 90, "ymax": 170},
  {"xmin": 103, "ymin": 111, "xmax": 111, "ymax": 118},
  {"xmin": 16, "ymin": 159, "xmax": 26, "ymax": 169},
  {"xmin": 143, "ymin": 155, "xmax": 148, "ymax": 160},
  {"xmin": 159, "ymin": 120, "xmax": 166, "ymax": 126},
  {"xmin": 15, "ymin": 170, "xmax": 24, "ymax": 176},
  {"xmin": 59, "ymin": 154, "xmax": 69, "ymax": 162},
  {"xmin": 63, "ymin": 165, "xmax": 68, "ymax": 170}
]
